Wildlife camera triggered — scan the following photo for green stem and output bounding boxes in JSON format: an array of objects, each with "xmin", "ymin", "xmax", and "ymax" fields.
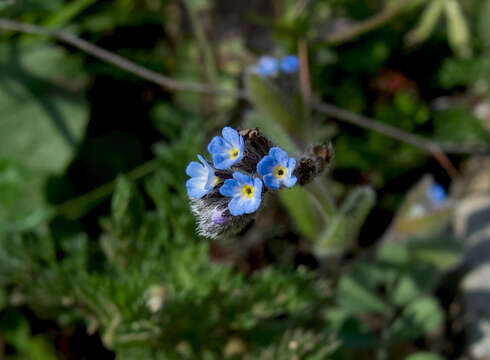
[
  {"xmin": 184, "ymin": 1, "xmax": 218, "ymax": 85},
  {"xmin": 56, "ymin": 159, "xmax": 158, "ymax": 220}
]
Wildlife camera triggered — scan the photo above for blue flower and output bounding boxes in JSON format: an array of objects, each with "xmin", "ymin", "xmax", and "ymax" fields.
[
  {"xmin": 257, "ymin": 147, "xmax": 297, "ymax": 189},
  {"xmin": 208, "ymin": 127, "xmax": 244, "ymax": 170},
  {"xmin": 427, "ymin": 183, "xmax": 447, "ymax": 205},
  {"xmin": 186, "ymin": 154, "xmax": 219, "ymax": 199},
  {"xmin": 219, "ymin": 172, "xmax": 263, "ymax": 216},
  {"xmin": 280, "ymin": 55, "xmax": 299, "ymax": 74},
  {"xmin": 255, "ymin": 56, "xmax": 279, "ymax": 77}
]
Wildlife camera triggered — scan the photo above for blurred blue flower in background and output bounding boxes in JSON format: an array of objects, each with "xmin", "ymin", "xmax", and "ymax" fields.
[
  {"xmin": 427, "ymin": 183, "xmax": 447, "ymax": 205},
  {"xmin": 255, "ymin": 56, "xmax": 279, "ymax": 77},
  {"xmin": 220, "ymin": 172, "xmax": 263, "ymax": 216},
  {"xmin": 186, "ymin": 154, "xmax": 218, "ymax": 199},
  {"xmin": 280, "ymin": 55, "xmax": 300, "ymax": 74},
  {"xmin": 208, "ymin": 127, "xmax": 244, "ymax": 170},
  {"xmin": 257, "ymin": 147, "xmax": 297, "ymax": 189}
]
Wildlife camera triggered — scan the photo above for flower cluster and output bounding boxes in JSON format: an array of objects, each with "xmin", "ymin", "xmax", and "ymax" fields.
[
  {"xmin": 255, "ymin": 55, "xmax": 300, "ymax": 78},
  {"xmin": 186, "ymin": 127, "xmax": 301, "ymax": 239}
]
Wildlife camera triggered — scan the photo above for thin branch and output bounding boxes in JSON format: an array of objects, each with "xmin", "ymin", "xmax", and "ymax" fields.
[
  {"xmin": 310, "ymin": 101, "xmax": 488, "ymax": 155},
  {"xmin": 0, "ymin": 18, "xmax": 488, "ymax": 159},
  {"xmin": 321, "ymin": 0, "xmax": 415, "ymax": 46},
  {"xmin": 0, "ymin": 18, "xmax": 246, "ymax": 99}
]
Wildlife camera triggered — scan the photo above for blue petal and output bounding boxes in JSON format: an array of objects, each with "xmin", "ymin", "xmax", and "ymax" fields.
[
  {"xmin": 197, "ymin": 154, "xmax": 207, "ymax": 165},
  {"xmin": 263, "ymin": 174, "xmax": 280, "ymax": 189},
  {"xmin": 213, "ymin": 154, "xmax": 235, "ymax": 170},
  {"xmin": 208, "ymin": 136, "xmax": 231, "ymax": 155},
  {"xmin": 256, "ymin": 56, "xmax": 279, "ymax": 77},
  {"xmin": 287, "ymin": 157, "xmax": 296, "ymax": 172},
  {"xmin": 186, "ymin": 178, "xmax": 207, "ymax": 199},
  {"xmin": 186, "ymin": 161, "xmax": 205, "ymax": 177},
  {"xmin": 220, "ymin": 179, "xmax": 239, "ymax": 197},
  {"xmin": 238, "ymin": 134, "xmax": 244, "ymax": 151},
  {"xmin": 269, "ymin": 147, "xmax": 288, "ymax": 164},
  {"xmin": 233, "ymin": 172, "xmax": 252, "ymax": 185},
  {"xmin": 257, "ymin": 155, "xmax": 276, "ymax": 176},
  {"xmin": 283, "ymin": 175, "xmax": 297, "ymax": 188},
  {"xmin": 280, "ymin": 55, "xmax": 299, "ymax": 74},
  {"xmin": 253, "ymin": 178, "xmax": 263, "ymax": 195},
  {"xmin": 222, "ymin": 127, "xmax": 241, "ymax": 148},
  {"xmin": 427, "ymin": 183, "xmax": 446, "ymax": 204},
  {"xmin": 228, "ymin": 196, "xmax": 246, "ymax": 216},
  {"xmin": 243, "ymin": 180, "xmax": 262, "ymax": 213}
]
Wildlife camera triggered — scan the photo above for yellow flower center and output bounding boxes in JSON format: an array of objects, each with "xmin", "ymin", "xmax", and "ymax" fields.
[
  {"xmin": 212, "ymin": 176, "xmax": 220, "ymax": 187},
  {"xmin": 241, "ymin": 184, "xmax": 254, "ymax": 198},
  {"xmin": 274, "ymin": 165, "xmax": 287, "ymax": 179},
  {"xmin": 229, "ymin": 148, "xmax": 240, "ymax": 160}
]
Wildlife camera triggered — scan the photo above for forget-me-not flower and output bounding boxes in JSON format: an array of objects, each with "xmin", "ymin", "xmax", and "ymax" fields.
[
  {"xmin": 186, "ymin": 154, "xmax": 219, "ymax": 199},
  {"xmin": 427, "ymin": 183, "xmax": 447, "ymax": 205},
  {"xmin": 257, "ymin": 147, "xmax": 297, "ymax": 189},
  {"xmin": 280, "ymin": 55, "xmax": 299, "ymax": 74},
  {"xmin": 255, "ymin": 56, "xmax": 279, "ymax": 77},
  {"xmin": 208, "ymin": 127, "xmax": 244, "ymax": 170},
  {"xmin": 219, "ymin": 172, "xmax": 263, "ymax": 216}
]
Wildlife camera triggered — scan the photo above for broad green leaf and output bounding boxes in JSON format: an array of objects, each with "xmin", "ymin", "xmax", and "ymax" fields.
[
  {"xmin": 0, "ymin": 43, "xmax": 88, "ymax": 173},
  {"xmin": 337, "ymin": 276, "xmax": 387, "ymax": 315},
  {"xmin": 392, "ymin": 297, "xmax": 443, "ymax": 340},
  {"xmin": 391, "ymin": 275, "xmax": 421, "ymax": 307}
]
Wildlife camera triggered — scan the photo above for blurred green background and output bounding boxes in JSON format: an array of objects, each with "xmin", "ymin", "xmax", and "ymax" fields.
[{"xmin": 0, "ymin": 0, "xmax": 489, "ymax": 359}]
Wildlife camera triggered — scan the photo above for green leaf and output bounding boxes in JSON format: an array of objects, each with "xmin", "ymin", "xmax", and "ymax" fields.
[
  {"xmin": 405, "ymin": 353, "xmax": 445, "ymax": 360},
  {"xmin": 245, "ymin": 73, "xmax": 301, "ymax": 139},
  {"xmin": 445, "ymin": 0, "xmax": 471, "ymax": 57},
  {"xmin": 479, "ymin": 0, "xmax": 490, "ymax": 51},
  {"xmin": 408, "ymin": 236, "xmax": 462, "ymax": 270},
  {"xmin": 337, "ymin": 276, "xmax": 387, "ymax": 315},
  {"xmin": 434, "ymin": 108, "xmax": 489, "ymax": 144},
  {"xmin": 278, "ymin": 186, "xmax": 322, "ymax": 240},
  {"xmin": 392, "ymin": 297, "xmax": 443, "ymax": 340},
  {"xmin": 111, "ymin": 176, "xmax": 145, "ymax": 237},
  {"xmin": 315, "ymin": 186, "xmax": 375, "ymax": 255},
  {"xmin": 406, "ymin": 0, "xmax": 445, "ymax": 46},
  {"xmin": 0, "ymin": 160, "xmax": 54, "ymax": 234},
  {"xmin": 0, "ymin": 43, "xmax": 88, "ymax": 173},
  {"xmin": 43, "ymin": 0, "xmax": 98, "ymax": 28}
]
